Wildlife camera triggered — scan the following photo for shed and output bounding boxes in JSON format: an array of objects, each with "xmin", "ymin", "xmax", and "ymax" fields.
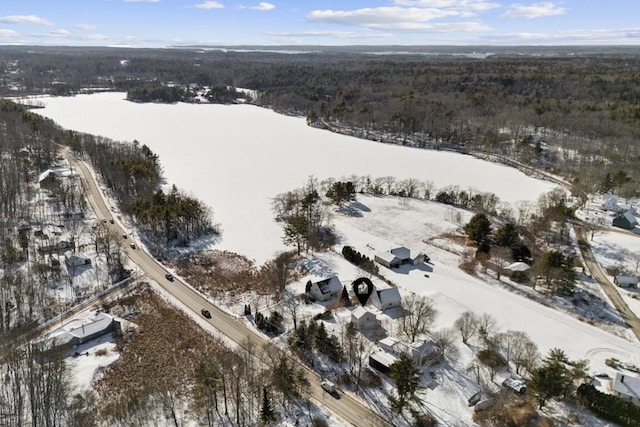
[
  {"xmin": 305, "ymin": 276, "xmax": 343, "ymax": 302},
  {"xmin": 371, "ymin": 287, "xmax": 401, "ymax": 310},
  {"xmin": 603, "ymin": 195, "xmax": 620, "ymax": 211},
  {"xmin": 612, "ymin": 373, "xmax": 640, "ymax": 405},
  {"xmin": 351, "ymin": 306, "xmax": 381, "ymax": 331},
  {"xmin": 612, "ymin": 210, "xmax": 637, "ymax": 230},
  {"xmin": 614, "ymin": 275, "xmax": 638, "ymax": 288},
  {"xmin": 375, "ymin": 251, "xmax": 401, "ymax": 269}
]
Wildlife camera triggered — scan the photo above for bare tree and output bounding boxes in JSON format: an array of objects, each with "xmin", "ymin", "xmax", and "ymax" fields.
[
  {"xmin": 491, "ymin": 246, "xmax": 512, "ymax": 280},
  {"xmin": 454, "ymin": 311, "xmax": 479, "ymax": 345},
  {"xmin": 399, "ymin": 294, "xmax": 437, "ymax": 343},
  {"xmin": 496, "ymin": 330, "xmax": 539, "ymax": 375},
  {"xmin": 478, "ymin": 313, "xmax": 498, "ymax": 345},
  {"xmin": 431, "ymin": 327, "xmax": 456, "ymax": 359}
]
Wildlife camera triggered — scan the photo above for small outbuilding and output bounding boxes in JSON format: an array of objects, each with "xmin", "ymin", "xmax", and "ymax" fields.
[
  {"xmin": 612, "ymin": 210, "xmax": 637, "ymax": 230},
  {"xmin": 369, "ymin": 350, "xmax": 398, "ymax": 374},
  {"xmin": 614, "ymin": 275, "xmax": 638, "ymax": 289},
  {"xmin": 305, "ymin": 276, "xmax": 343, "ymax": 302},
  {"xmin": 371, "ymin": 286, "xmax": 401, "ymax": 310}
]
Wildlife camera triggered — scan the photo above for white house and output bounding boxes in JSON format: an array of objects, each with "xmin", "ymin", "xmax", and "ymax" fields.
[
  {"xmin": 371, "ymin": 286, "xmax": 401, "ymax": 310},
  {"xmin": 603, "ymin": 194, "xmax": 620, "ymax": 211},
  {"xmin": 614, "ymin": 275, "xmax": 639, "ymax": 289},
  {"xmin": 375, "ymin": 246, "xmax": 425, "ymax": 269},
  {"xmin": 378, "ymin": 336, "xmax": 439, "ymax": 366},
  {"xmin": 351, "ymin": 306, "xmax": 381, "ymax": 331},
  {"xmin": 612, "ymin": 373, "xmax": 640, "ymax": 405},
  {"xmin": 305, "ymin": 276, "xmax": 343, "ymax": 302}
]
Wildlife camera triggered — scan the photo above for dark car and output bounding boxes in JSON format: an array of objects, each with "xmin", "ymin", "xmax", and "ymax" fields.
[
  {"xmin": 165, "ymin": 273, "xmax": 174, "ymax": 281},
  {"xmin": 201, "ymin": 309, "xmax": 212, "ymax": 319},
  {"xmin": 130, "ymin": 243, "xmax": 136, "ymax": 249}
]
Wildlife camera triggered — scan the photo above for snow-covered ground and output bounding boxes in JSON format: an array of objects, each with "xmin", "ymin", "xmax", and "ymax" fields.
[
  {"xmin": 282, "ymin": 195, "xmax": 640, "ymax": 425},
  {"xmin": 36, "ymin": 92, "xmax": 557, "ymax": 264},
  {"xmin": 32, "ymin": 93, "xmax": 640, "ymax": 425}
]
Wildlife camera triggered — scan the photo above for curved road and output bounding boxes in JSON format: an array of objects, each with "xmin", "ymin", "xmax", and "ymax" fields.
[
  {"xmin": 575, "ymin": 226, "xmax": 640, "ymax": 342},
  {"xmin": 66, "ymin": 150, "xmax": 391, "ymax": 427}
]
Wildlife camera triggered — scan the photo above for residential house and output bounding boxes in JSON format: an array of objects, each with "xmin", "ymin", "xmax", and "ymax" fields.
[
  {"xmin": 505, "ymin": 261, "xmax": 530, "ymax": 273},
  {"xmin": 603, "ymin": 194, "xmax": 621, "ymax": 211},
  {"xmin": 305, "ymin": 276, "xmax": 342, "ymax": 302},
  {"xmin": 351, "ymin": 306, "xmax": 381, "ymax": 331},
  {"xmin": 371, "ymin": 286, "xmax": 401, "ymax": 310},
  {"xmin": 64, "ymin": 252, "xmax": 91, "ymax": 268},
  {"xmin": 375, "ymin": 246, "xmax": 425, "ymax": 269},
  {"xmin": 612, "ymin": 373, "xmax": 640, "ymax": 405},
  {"xmin": 378, "ymin": 336, "xmax": 439, "ymax": 366},
  {"xmin": 614, "ymin": 275, "xmax": 638, "ymax": 289},
  {"xmin": 612, "ymin": 210, "xmax": 637, "ymax": 230}
]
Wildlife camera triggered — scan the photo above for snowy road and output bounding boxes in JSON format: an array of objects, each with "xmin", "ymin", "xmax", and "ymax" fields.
[{"xmin": 66, "ymin": 149, "xmax": 390, "ymax": 427}]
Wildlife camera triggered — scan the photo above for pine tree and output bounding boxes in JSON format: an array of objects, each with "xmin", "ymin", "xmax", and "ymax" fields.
[
  {"xmin": 260, "ymin": 387, "xmax": 276, "ymax": 424},
  {"xmin": 388, "ymin": 353, "xmax": 423, "ymax": 414}
]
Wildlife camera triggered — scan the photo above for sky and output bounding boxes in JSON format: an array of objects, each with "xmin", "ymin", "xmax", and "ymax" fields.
[{"xmin": 0, "ymin": 1, "xmax": 639, "ymax": 47}]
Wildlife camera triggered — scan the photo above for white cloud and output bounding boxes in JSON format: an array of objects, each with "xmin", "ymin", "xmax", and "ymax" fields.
[
  {"xmin": 307, "ymin": 7, "xmax": 491, "ymax": 32},
  {"xmin": 309, "ymin": 7, "xmax": 460, "ymax": 25},
  {"xmin": 250, "ymin": 2, "xmax": 275, "ymax": 11},
  {"xmin": 393, "ymin": 0, "xmax": 500, "ymax": 11},
  {"xmin": 0, "ymin": 15, "xmax": 54, "ymax": 26},
  {"xmin": 194, "ymin": 1, "xmax": 224, "ymax": 9},
  {"xmin": 0, "ymin": 29, "xmax": 19, "ymax": 38},
  {"xmin": 75, "ymin": 23, "xmax": 97, "ymax": 30},
  {"xmin": 501, "ymin": 2, "xmax": 567, "ymax": 19},
  {"xmin": 124, "ymin": 0, "xmax": 160, "ymax": 3},
  {"xmin": 50, "ymin": 29, "xmax": 71, "ymax": 36}
]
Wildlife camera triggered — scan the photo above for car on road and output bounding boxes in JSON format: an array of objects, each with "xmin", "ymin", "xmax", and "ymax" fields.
[
  {"xmin": 109, "ymin": 219, "xmax": 114, "ymax": 224},
  {"xmin": 321, "ymin": 380, "xmax": 336, "ymax": 393},
  {"xmin": 122, "ymin": 233, "xmax": 127, "ymax": 239},
  {"xmin": 130, "ymin": 243, "xmax": 136, "ymax": 249},
  {"xmin": 165, "ymin": 273, "xmax": 174, "ymax": 281},
  {"xmin": 201, "ymin": 309, "xmax": 212, "ymax": 319}
]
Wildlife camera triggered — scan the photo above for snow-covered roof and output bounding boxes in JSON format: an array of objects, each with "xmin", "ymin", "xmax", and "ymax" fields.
[
  {"xmin": 375, "ymin": 251, "xmax": 399, "ymax": 263},
  {"xmin": 616, "ymin": 275, "xmax": 638, "ymax": 285},
  {"xmin": 612, "ymin": 373, "xmax": 640, "ymax": 400},
  {"xmin": 376, "ymin": 287, "xmax": 401, "ymax": 305},
  {"xmin": 506, "ymin": 261, "xmax": 530, "ymax": 272},
  {"xmin": 312, "ymin": 276, "xmax": 342, "ymax": 295},
  {"xmin": 623, "ymin": 210, "xmax": 638, "ymax": 225},
  {"xmin": 351, "ymin": 306, "xmax": 374, "ymax": 320},
  {"xmin": 379, "ymin": 336, "xmax": 398, "ymax": 348},
  {"xmin": 390, "ymin": 247, "xmax": 411, "ymax": 260},
  {"xmin": 67, "ymin": 312, "xmax": 113, "ymax": 340},
  {"xmin": 370, "ymin": 350, "xmax": 397, "ymax": 367}
]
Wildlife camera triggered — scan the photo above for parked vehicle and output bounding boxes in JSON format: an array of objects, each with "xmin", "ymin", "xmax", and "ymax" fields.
[{"xmin": 165, "ymin": 273, "xmax": 174, "ymax": 281}]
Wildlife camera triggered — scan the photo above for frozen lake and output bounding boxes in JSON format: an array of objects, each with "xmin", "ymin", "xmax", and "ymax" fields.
[{"xmin": 37, "ymin": 92, "xmax": 556, "ymax": 263}]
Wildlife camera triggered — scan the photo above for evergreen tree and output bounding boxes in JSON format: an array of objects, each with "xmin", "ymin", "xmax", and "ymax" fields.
[
  {"xmin": 388, "ymin": 353, "xmax": 423, "ymax": 414},
  {"xmin": 464, "ymin": 213, "xmax": 492, "ymax": 247},
  {"xmin": 260, "ymin": 387, "xmax": 276, "ymax": 424},
  {"xmin": 493, "ymin": 222, "xmax": 519, "ymax": 248}
]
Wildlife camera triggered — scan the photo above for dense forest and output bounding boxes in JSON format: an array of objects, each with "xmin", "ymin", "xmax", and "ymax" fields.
[{"xmin": 2, "ymin": 45, "xmax": 640, "ymax": 195}]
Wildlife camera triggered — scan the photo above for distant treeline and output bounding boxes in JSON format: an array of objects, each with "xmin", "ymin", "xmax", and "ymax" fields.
[{"xmin": 3, "ymin": 46, "xmax": 640, "ymax": 192}]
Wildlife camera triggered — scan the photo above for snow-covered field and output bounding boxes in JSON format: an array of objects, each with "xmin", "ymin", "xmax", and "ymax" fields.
[{"xmin": 36, "ymin": 92, "xmax": 556, "ymax": 264}]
